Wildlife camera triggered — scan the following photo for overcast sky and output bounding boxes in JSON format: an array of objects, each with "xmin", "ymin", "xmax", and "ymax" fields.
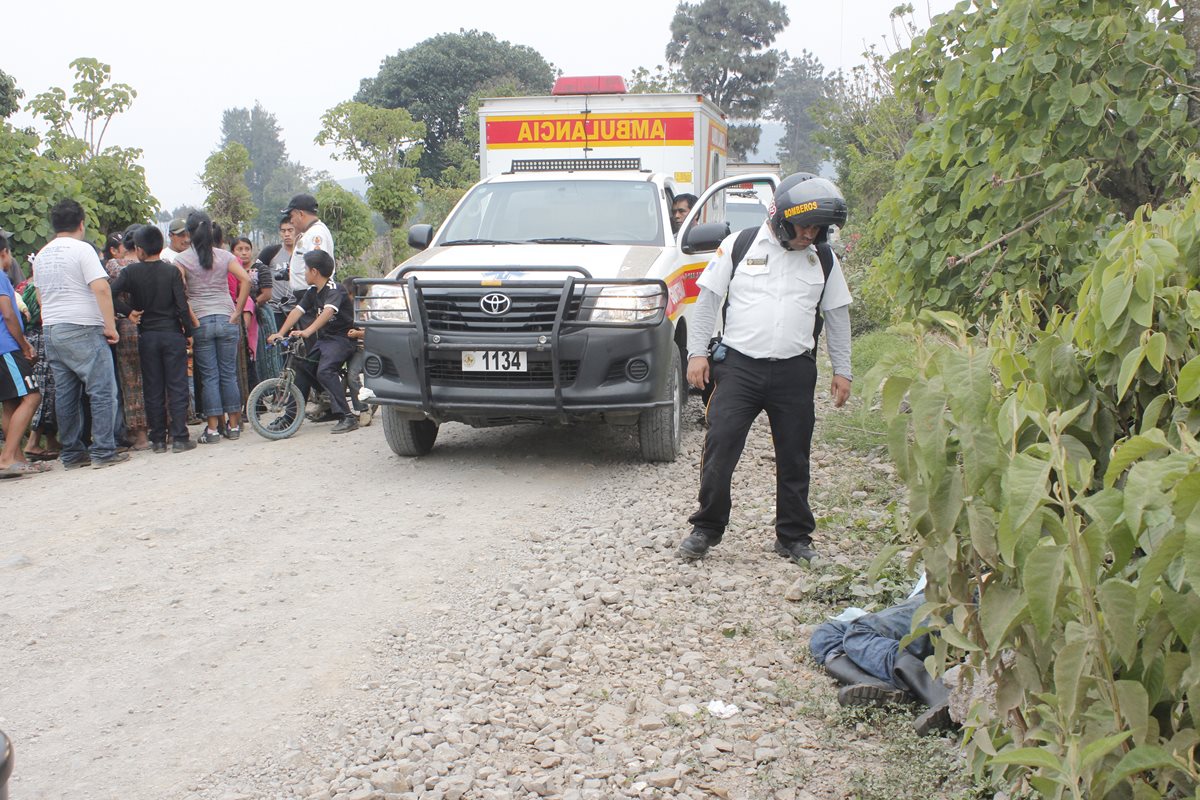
[{"xmin": 5, "ymin": 0, "xmax": 957, "ymax": 213}]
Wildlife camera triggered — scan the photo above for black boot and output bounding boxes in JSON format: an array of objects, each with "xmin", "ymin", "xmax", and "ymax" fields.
[
  {"xmin": 891, "ymin": 652, "xmax": 955, "ymax": 735},
  {"xmin": 824, "ymin": 653, "xmax": 910, "ymax": 707}
]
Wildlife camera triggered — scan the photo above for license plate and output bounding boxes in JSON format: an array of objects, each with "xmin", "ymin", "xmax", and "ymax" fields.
[{"xmin": 461, "ymin": 350, "xmax": 527, "ymax": 372}]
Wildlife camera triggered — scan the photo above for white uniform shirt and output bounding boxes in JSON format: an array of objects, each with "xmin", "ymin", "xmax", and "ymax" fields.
[
  {"xmin": 289, "ymin": 220, "xmax": 334, "ymax": 292},
  {"xmin": 695, "ymin": 223, "xmax": 852, "ymax": 359}
]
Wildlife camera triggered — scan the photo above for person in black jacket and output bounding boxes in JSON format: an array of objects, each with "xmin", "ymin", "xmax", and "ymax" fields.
[{"xmin": 110, "ymin": 226, "xmax": 197, "ymax": 453}]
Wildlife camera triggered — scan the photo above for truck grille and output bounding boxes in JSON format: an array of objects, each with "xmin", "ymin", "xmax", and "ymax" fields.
[
  {"xmin": 427, "ymin": 358, "xmax": 580, "ymax": 387},
  {"xmin": 421, "ymin": 290, "xmax": 584, "ymax": 333}
]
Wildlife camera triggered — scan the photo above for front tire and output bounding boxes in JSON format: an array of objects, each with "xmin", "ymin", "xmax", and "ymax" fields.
[
  {"xmin": 639, "ymin": 347, "xmax": 684, "ymax": 462},
  {"xmin": 381, "ymin": 406, "xmax": 439, "ymax": 456},
  {"xmin": 246, "ymin": 378, "xmax": 305, "ymax": 440}
]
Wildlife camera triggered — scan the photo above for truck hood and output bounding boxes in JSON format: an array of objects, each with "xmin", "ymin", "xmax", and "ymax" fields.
[{"xmin": 392, "ymin": 243, "xmax": 665, "ymax": 281}]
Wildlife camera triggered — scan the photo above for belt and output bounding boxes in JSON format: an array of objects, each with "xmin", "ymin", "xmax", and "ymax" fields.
[{"xmin": 729, "ymin": 346, "xmax": 813, "ymax": 362}]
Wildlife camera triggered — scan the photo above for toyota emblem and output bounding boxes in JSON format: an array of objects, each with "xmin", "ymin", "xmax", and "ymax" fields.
[{"xmin": 480, "ymin": 293, "xmax": 512, "ymax": 315}]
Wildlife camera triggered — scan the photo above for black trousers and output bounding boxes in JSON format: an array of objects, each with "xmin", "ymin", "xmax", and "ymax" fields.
[
  {"xmin": 139, "ymin": 329, "xmax": 191, "ymax": 443},
  {"xmin": 688, "ymin": 347, "xmax": 817, "ymax": 546},
  {"xmin": 293, "ymin": 337, "xmax": 355, "ymax": 417}
]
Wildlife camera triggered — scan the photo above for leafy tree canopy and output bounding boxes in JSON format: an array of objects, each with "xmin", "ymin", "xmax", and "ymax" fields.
[
  {"xmin": 666, "ymin": 0, "xmax": 789, "ymax": 158},
  {"xmin": 873, "ymin": 0, "xmax": 1199, "ymax": 319},
  {"xmin": 355, "ymin": 29, "xmax": 554, "ymax": 179},
  {"xmin": 769, "ymin": 51, "xmax": 833, "ymax": 175},
  {"xmin": 25, "ymin": 58, "xmax": 156, "ymax": 235},
  {"xmin": 0, "ymin": 124, "xmax": 91, "ymax": 261},
  {"xmin": 313, "ymin": 180, "xmax": 373, "ymax": 265},
  {"xmin": 27, "ymin": 58, "xmax": 136, "ymax": 165},
  {"xmin": 221, "ymin": 102, "xmax": 288, "ymax": 211},
  {"xmin": 201, "ymin": 142, "xmax": 257, "ymax": 236},
  {"xmin": 626, "ymin": 65, "xmax": 685, "ymax": 94},
  {"xmin": 317, "ymin": 101, "xmax": 425, "ymax": 229},
  {"xmin": 0, "ymin": 68, "xmax": 23, "ymax": 119}
]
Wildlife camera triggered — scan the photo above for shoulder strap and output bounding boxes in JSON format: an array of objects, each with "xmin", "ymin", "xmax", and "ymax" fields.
[
  {"xmin": 812, "ymin": 242, "xmax": 835, "ymax": 350},
  {"xmin": 720, "ymin": 227, "xmax": 760, "ymax": 332}
]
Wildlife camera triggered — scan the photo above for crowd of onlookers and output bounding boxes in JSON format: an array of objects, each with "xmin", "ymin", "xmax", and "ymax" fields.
[{"xmin": 0, "ymin": 192, "xmax": 368, "ymax": 478}]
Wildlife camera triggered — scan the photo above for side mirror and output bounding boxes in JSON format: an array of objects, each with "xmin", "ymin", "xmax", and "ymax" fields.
[
  {"xmin": 407, "ymin": 224, "xmax": 434, "ymax": 251},
  {"xmin": 682, "ymin": 221, "xmax": 730, "ymax": 255}
]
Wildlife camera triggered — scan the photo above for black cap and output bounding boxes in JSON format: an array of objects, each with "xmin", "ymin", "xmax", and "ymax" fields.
[{"xmin": 282, "ymin": 193, "xmax": 318, "ymax": 215}]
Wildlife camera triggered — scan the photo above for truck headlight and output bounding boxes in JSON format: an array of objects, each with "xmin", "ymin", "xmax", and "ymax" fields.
[
  {"xmin": 357, "ymin": 284, "xmax": 411, "ymax": 323},
  {"xmin": 580, "ymin": 284, "xmax": 666, "ymax": 324}
]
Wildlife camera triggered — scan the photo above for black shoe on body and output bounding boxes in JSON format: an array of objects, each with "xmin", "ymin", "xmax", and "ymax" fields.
[
  {"xmin": 677, "ymin": 528, "xmax": 720, "ymax": 560},
  {"xmin": 838, "ymin": 683, "xmax": 911, "ymax": 708},
  {"xmin": 172, "ymin": 439, "xmax": 197, "ymax": 453},
  {"xmin": 331, "ymin": 415, "xmax": 359, "ymax": 434},
  {"xmin": 774, "ymin": 538, "xmax": 819, "ymax": 564},
  {"xmin": 309, "ymin": 409, "xmax": 339, "ymax": 423},
  {"xmin": 151, "ymin": 442, "xmax": 168, "ymax": 454}
]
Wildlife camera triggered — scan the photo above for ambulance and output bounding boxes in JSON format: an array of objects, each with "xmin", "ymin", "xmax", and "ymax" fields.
[{"xmin": 356, "ymin": 76, "xmax": 781, "ymax": 462}]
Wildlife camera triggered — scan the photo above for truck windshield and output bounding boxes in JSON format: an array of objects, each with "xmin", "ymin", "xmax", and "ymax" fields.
[{"xmin": 440, "ymin": 180, "xmax": 665, "ymax": 247}]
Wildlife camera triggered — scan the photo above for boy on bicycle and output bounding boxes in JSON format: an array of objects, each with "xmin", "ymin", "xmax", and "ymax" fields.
[{"xmin": 268, "ymin": 250, "xmax": 357, "ymax": 434}]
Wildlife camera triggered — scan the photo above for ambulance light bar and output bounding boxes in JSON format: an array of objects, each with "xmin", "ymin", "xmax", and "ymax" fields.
[
  {"xmin": 509, "ymin": 158, "xmax": 643, "ymax": 173},
  {"xmin": 552, "ymin": 75, "xmax": 628, "ymax": 95}
]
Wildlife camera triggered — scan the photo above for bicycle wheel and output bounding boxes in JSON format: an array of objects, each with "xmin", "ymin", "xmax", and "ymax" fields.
[{"xmin": 247, "ymin": 377, "xmax": 305, "ymax": 440}]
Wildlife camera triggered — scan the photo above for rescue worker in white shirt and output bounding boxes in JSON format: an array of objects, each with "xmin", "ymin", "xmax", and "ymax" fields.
[
  {"xmin": 282, "ymin": 192, "xmax": 334, "ymax": 302},
  {"xmin": 678, "ymin": 175, "xmax": 852, "ymax": 565}
]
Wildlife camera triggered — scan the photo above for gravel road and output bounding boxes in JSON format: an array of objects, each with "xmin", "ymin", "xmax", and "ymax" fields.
[{"xmin": 1, "ymin": 390, "xmax": 925, "ymax": 800}]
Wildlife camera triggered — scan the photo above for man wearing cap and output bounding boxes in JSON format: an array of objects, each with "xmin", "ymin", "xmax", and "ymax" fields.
[
  {"xmin": 160, "ymin": 219, "xmax": 190, "ymax": 265},
  {"xmin": 282, "ymin": 193, "xmax": 334, "ymax": 299}
]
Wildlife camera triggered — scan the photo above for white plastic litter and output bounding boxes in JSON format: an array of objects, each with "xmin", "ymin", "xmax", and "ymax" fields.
[{"xmin": 705, "ymin": 700, "xmax": 740, "ymax": 719}]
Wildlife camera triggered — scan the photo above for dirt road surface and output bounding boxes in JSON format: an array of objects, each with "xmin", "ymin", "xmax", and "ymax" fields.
[{"xmin": 1, "ymin": 419, "xmax": 632, "ymax": 799}]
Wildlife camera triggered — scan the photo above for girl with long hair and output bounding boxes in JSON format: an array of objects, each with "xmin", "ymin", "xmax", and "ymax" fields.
[{"xmin": 175, "ymin": 212, "xmax": 251, "ymax": 442}]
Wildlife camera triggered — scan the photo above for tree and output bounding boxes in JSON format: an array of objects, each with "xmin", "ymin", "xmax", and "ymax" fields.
[
  {"xmin": 626, "ymin": 65, "xmax": 685, "ymax": 94},
  {"xmin": 258, "ymin": 161, "xmax": 319, "ymax": 234},
  {"xmin": 24, "ymin": 58, "xmax": 157, "ymax": 235},
  {"xmin": 0, "ymin": 124, "xmax": 90, "ymax": 262},
  {"xmin": 354, "ymin": 29, "xmax": 554, "ymax": 178},
  {"xmin": 26, "ymin": 58, "xmax": 136, "ymax": 164},
  {"xmin": 221, "ymin": 103, "xmax": 288, "ymax": 213},
  {"xmin": 313, "ymin": 180, "xmax": 374, "ymax": 267},
  {"xmin": 769, "ymin": 51, "xmax": 832, "ymax": 174},
  {"xmin": 665, "ymin": 0, "xmax": 789, "ymax": 159},
  {"xmin": 201, "ymin": 142, "xmax": 257, "ymax": 236},
  {"xmin": 873, "ymin": 0, "xmax": 1200, "ymax": 318},
  {"xmin": 316, "ymin": 101, "xmax": 425, "ymax": 260},
  {"xmin": 0, "ymin": 68, "xmax": 22, "ymax": 119}
]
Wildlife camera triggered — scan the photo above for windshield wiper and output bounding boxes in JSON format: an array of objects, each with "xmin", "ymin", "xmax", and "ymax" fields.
[
  {"xmin": 442, "ymin": 238, "xmax": 519, "ymax": 246},
  {"xmin": 526, "ymin": 237, "xmax": 610, "ymax": 245}
]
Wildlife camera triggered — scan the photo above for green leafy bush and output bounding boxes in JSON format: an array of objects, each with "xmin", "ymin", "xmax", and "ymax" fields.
[{"xmin": 863, "ymin": 159, "xmax": 1200, "ymax": 799}]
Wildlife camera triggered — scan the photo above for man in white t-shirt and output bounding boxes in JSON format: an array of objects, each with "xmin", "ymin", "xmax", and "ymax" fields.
[
  {"xmin": 282, "ymin": 193, "xmax": 334, "ymax": 296},
  {"xmin": 35, "ymin": 198, "xmax": 128, "ymax": 470},
  {"xmin": 159, "ymin": 218, "xmax": 190, "ymax": 264}
]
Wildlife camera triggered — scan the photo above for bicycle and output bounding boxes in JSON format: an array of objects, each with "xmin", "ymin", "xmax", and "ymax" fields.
[{"xmin": 246, "ymin": 337, "xmax": 311, "ymax": 440}]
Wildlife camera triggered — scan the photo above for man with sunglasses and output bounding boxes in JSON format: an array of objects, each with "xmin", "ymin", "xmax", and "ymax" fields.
[{"xmin": 678, "ymin": 175, "xmax": 852, "ymax": 566}]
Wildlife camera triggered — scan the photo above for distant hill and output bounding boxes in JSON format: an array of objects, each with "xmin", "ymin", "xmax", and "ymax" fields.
[{"xmin": 335, "ymin": 175, "xmax": 369, "ymax": 197}]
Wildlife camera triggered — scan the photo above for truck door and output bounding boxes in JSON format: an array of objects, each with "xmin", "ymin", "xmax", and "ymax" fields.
[{"xmin": 659, "ymin": 173, "xmax": 781, "ymax": 331}]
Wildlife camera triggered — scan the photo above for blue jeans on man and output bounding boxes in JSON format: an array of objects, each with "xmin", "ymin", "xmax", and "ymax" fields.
[
  {"xmin": 44, "ymin": 323, "xmax": 119, "ymax": 465},
  {"xmin": 809, "ymin": 593, "xmax": 931, "ymax": 686},
  {"xmin": 192, "ymin": 314, "xmax": 241, "ymax": 418}
]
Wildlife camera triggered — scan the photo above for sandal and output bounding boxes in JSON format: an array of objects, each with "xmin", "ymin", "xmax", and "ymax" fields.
[
  {"xmin": 4, "ymin": 461, "xmax": 51, "ymax": 476},
  {"xmin": 24, "ymin": 450, "xmax": 59, "ymax": 462}
]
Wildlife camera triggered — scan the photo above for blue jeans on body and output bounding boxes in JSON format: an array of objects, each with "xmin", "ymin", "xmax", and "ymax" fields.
[
  {"xmin": 193, "ymin": 314, "xmax": 242, "ymax": 417},
  {"xmin": 810, "ymin": 593, "xmax": 931, "ymax": 687},
  {"xmin": 45, "ymin": 323, "xmax": 119, "ymax": 465}
]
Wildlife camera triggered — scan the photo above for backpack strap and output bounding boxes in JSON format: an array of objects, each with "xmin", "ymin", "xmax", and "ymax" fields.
[
  {"xmin": 811, "ymin": 242, "xmax": 834, "ymax": 351},
  {"xmin": 719, "ymin": 227, "xmax": 760, "ymax": 332}
]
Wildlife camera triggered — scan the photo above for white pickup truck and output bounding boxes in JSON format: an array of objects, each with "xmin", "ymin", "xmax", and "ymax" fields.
[{"xmin": 357, "ymin": 77, "xmax": 780, "ymax": 462}]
